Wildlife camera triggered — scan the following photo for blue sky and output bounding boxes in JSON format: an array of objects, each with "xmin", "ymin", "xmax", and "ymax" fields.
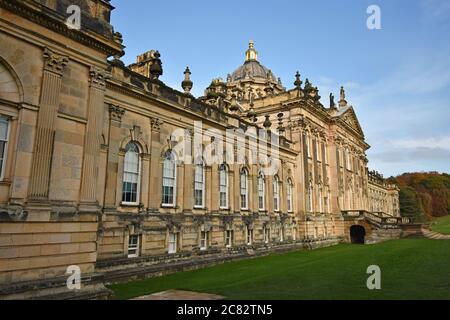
[{"xmin": 111, "ymin": 0, "xmax": 450, "ymax": 177}]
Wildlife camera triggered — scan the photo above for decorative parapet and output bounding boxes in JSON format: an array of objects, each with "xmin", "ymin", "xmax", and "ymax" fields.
[{"xmin": 0, "ymin": 0, "xmax": 123, "ymax": 57}]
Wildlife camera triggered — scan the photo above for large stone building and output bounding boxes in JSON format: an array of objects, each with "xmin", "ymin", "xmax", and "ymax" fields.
[{"xmin": 0, "ymin": 0, "xmax": 408, "ymax": 299}]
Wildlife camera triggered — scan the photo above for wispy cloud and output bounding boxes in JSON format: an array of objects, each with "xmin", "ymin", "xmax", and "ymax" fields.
[
  {"xmin": 315, "ymin": 44, "xmax": 450, "ymax": 175},
  {"xmin": 389, "ymin": 136, "xmax": 450, "ymax": 150}
]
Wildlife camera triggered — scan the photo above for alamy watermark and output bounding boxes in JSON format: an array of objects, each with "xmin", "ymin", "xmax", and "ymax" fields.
[
  {"xmin": 170, "ymin": 121, "xmax": 281, "ymax": 176},
  {"xmin": 66, "ymin": 5, "xmax": 81, "ymax": 30},
  {"xmin": 367, "ymin": 5, "xmax": 382, "ymax": 30},
  {"xmin": 366, "ymin": 265, "xmax": 381, "ymax": 290},
  {"xmin": 66, "ymin": 265, "xmax": 81, "ymax": 290}
]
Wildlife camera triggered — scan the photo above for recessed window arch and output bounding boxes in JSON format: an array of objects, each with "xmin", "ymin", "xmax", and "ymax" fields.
[
  {"xmin": 240, "ymin": 168, "xmax": 249, "ymax": 210},
  {"xmin": 122, "ymin": 142, "xmax": 141, "ymax": 205},
  {"xmin": 162, "ymin": 150, "xmax": 177, "ymax": 207},
  {"xmin": 194, "ymin": 158, "xmax": 206, "ymax": 208},
  {"xmin": 287, "ymin": 178, "xmax": 294, "ymax": 213},
  {"xmin": 258, "ymin": 171, "xmax": 266, "ymax": 211},
  {"xmin": 219, "ymin": 164, "xmax": 229, "ymax": 209},
  {"xmin": 273, "ymin": 175, "xmax": 280, "ymax": 212}
]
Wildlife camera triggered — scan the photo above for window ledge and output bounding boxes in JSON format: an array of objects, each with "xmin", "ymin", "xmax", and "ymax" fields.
[{"xmin": 121, "ymin": 203, "xmax": 140, "ymax": 208}]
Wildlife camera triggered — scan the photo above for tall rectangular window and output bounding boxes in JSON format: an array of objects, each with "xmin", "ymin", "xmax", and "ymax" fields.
[
  {"xmin": 122, "ymin": 142, "xmax": 140, "ymax": 204},
  {"xmin": 240, "ymin": 169, "xmax": 248, "ymax": 210},
  {"xmin": 273, "ymin": 176, "xmax": 280, "ymax": 212},
  {"xmin": 307, "ymin": 185, "xmax": 313, "ymax": 212},
  {"xmin": 194, "ymin": 162, "xmax": 205, "ymax": 208},
  {"xmin": 168, "ymin": 233, "xmax": 178, "ymax": 254},
  {"xmin": 200, "ymin": 231, "xmax": 209, "ymax": 250},
  {"xmin": 264, "ymin": 226, "xmax": 270, "ymax": 244},
  {"xmin": 162, "ymin": 152, "xmax": 176, "ymax": 206},
  {"xmin": 0, "ymin": 117, "xmax": 9, "ymax": 181},
  {"xmin": 127, "ymin": 235, "xmax": 140, "ymax": 258},
  {"xmin": 287, "ymin": 180, "xmax": 293, "ymax": 213},
  {"xmin": 306, "ymin": 135, "xmax": 311, "ymax": 158},
  {"xmin": 246, "ymin": 227, "xmax": 253, "ymax": 245},
  {"xmin": 225, "ymin": 230, "xmax": 234, "ymax": 248},
  {"xmin": 258, "ymin": 173, "xmax": 265, "ymax": 211},
  {"xmin": 219, "ymin": 165, "xmax": 228, "ymax": 209},
  {"xmin": 316, "ymin": 140, "xmax": 321, "ymax": 161},
  {"xmin": 318, "ymin": 188, "xmax": 323, "ymax": 213}
]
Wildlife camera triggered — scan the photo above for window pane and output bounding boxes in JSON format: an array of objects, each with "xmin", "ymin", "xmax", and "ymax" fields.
[
  {"xmin": 162, "ymin": 155, "xmax": 176, "ymax": 205},
  {"xmin": 0, "ymin": 141, "xmax": 5, "ymax": 160},
  {"xmin": 122, "ymin": 143, "xmax": 140, "ymax": 203},
  {"xmin": 0, "ymin": 119, "xmax": 8, "ymax": 140}
]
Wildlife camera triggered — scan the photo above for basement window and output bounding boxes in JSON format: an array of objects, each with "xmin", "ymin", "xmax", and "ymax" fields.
[{"xmin": 128, "ymin": 235, "xmax": 140, "ymax": 258}]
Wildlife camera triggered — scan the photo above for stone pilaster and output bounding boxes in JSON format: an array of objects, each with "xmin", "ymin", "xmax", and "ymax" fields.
[
  {"xmin": 182, "ymin": 129, "xmax": 193, "ymax": 213},
  {"xmin": 79, "ymin": 67, "xmax": 109, "ymax": 211},
  {"xmin": 210, "ymin": 163, "xmax": 219, "ymax": 212},
  {"xmin": 104, "ymin": 104, "xmax": 125, "ymax": 210},
  {"xmin": 148, "ymin": 117, "xmax": 163, "ymax": 211},
  {"xmin": 28, "ymin": 48, "xmax": 68, "ymax": 202}
]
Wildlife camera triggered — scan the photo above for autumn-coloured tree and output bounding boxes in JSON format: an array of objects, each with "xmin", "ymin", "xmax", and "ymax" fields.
[{"xmin": 391, "ymin": 172, "xmax": 450, "ymax": 219}]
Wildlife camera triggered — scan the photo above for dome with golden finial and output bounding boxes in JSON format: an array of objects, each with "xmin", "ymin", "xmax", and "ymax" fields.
[{"xmin": 230, "ymin": 40, "xmax": 279, "ymax": 83}]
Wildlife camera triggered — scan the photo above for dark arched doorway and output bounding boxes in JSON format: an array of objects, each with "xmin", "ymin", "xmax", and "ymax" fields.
[{"xmin": 350, "ymin": 225, "xmax": 366, "ymax": 244}]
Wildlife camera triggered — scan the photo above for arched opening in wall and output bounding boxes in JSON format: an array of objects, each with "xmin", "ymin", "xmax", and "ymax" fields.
[
  {"xmin": 350, "ymin": 225, "xmax": 366, "ymax": 244},
  {"xmin": 0, "ymin": 58, "xmax": 23, "ymax": 103}
]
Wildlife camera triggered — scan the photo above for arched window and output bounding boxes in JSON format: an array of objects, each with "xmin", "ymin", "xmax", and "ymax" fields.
[
  {"xmin": 240, "ymin": 168, "xmax": 248, "ymax": 210},
  {"xmin": 258, "ymin": 171, "xmax": 265, "ymax": 211},
  {"xmin": 219, "ymin": 164, "xmax": 228, "ymax": 209},
  {"xmin": 273, "ymin": 176, "xmax": 280, "ymax": 212},
  {"xmin": 122, "ymin": 142, "xmax": 140, "ymax": 205},
  {"xmin": 0, "ymin": 116, "xmax": 10, "ymax": 181},
  {"xmin": 194, "ymin": 159, "xmax": 205, "ymax": 208},
  {"xmin": 287, "ymin": 179, "xmax": 293, "ymax": 213},
  {"xmin": 162, "ymin": 151, "xmax": 177, "ymax": 207}
]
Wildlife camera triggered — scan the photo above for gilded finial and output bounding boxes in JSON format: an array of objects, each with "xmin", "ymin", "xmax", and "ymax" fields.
[{"xmin": 245, "ymin": 40, "xmax": 258, "ymax": 62}]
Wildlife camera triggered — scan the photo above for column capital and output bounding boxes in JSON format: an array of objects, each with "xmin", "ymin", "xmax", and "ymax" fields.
[
  {"xmin": 150, "ymin": 117, "xmax": 164, "ymax": 132},
  {"xmin": 43, "ymin": 47, "xmax": 68, "ymax": 76},
  {"xmin": 90, "ymin": 66, "xmax": 110, "ymax": 89},
  {"xmin": 109, "ymin": 104, "xmax": 125, "ymax": 123}
]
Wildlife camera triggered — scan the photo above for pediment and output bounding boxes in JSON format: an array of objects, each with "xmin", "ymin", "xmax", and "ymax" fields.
[{"xmin": 336, "ymin": 107, "xmax": 365, "ymax": 138}]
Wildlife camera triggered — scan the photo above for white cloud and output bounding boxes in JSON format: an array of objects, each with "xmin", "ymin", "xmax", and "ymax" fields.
[{"xmin": 388, "ymin": 136, "xmax": 450, "ymax": 150}]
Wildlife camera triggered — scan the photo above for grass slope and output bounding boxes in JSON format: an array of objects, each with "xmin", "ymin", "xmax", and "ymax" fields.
[
  {"xmin": 109, "ymin": 239, "xmax": 450, "ymax": 300},
  {"xmin": 432, "ymin": 215, "xmax": 450, "ymax": 235}
]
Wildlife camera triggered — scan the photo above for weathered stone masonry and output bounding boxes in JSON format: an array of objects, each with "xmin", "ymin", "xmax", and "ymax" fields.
[{"xmin": 0, "ymin": 0, "xmax": 405, "ymax": 299}]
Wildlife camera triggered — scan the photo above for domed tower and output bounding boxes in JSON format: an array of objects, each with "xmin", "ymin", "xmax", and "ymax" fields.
[{"xmin": 204, "ymin": 41, "xmax": 285, "ymax": 110}]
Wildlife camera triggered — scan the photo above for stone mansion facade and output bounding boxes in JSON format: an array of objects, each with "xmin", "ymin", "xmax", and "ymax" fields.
[{"xmin": 0, "ymin": 0, "xmax": 403, "ymax": 299}]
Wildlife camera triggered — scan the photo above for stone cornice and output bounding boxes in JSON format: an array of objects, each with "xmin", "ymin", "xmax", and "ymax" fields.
[{"xmin": 0, "ymin": 0, "xmax": 123, "ymax": 57}]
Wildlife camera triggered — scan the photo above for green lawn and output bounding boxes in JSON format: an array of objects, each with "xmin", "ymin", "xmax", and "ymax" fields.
[
  {"xmin": 109, "ymin": 239, "xmax": 450, "ymax": 300},
  {"xmin": 432, "ymin": 215, "xmax": 450, "ymax": 235}
]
